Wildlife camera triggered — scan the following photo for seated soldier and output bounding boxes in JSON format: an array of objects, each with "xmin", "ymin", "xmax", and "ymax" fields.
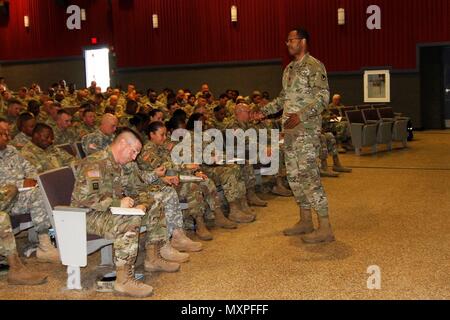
[
  {"xmin": 81, "ymin": 113, "xmax": 118, "ymax": 156},
  {"xmin": 211, "ymin": 105, "xmax": 230, "ymax": 131},
  {"xmin": 149, "ymin": 109, "xmax": 164, "ymax": 123},
  {"xmin": 37, "ymin": 100, "xmax": 60, "ymax": 126},
  {"xmin": 27, "ymin": 100, "xmax": 41, "ymax": 118},
  {"xmin": 76, "ymin": 105, "xmax": 97, "ymax": 139},
  {"xmin": 185, "ymin": 113, "xmax": 255, "ymax": 223},
  {"xmin": 119, "ymin": 99, "xmax": 139, "ymax": 127},
  {"xmin": 227, "ymin": 103, "xmax": 268, "ymax": 208},
  {"xmin": 52, "ymin": 109, "xmax": 78, "ymax": 145},
  {"xmin": 323, "ymin": 94, "xmax": 349, "ymax": 153},
  {"xmin": 138, "ymin": 121, "xmax": 237, "ymax": 241},
  {"xmin": 1, "ymin": 185, "xmax": 48, "ymax": 285},
  {"xmin": 319, "ymin": 132, "xmax": 352, "ymax": 178},
  {"xmin": 71, "ymin": 129, "xmax": 193, "ymax": 297},
  {"xmin": 10, "ymin": 112, "xmax": 36, "ymax": 150},
  {"xmin": 0, "ymin": 118, "xmax": 59, "ymax": 263},
  {"xmin": 21, "ymin": 123, "xmax": 76, "ymax": 173},
  {"xmin": 1, "ymin": 99, "xmax": 22, "ymax": 138}
]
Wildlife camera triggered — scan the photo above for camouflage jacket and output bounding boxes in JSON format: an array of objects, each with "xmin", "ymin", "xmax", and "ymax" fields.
[
  {"xmin": 76, "ymin": 122, "xmax": 97, "ymax": 140},
  {"xmin": 0, "ymin": 184, "xmax": 18, "ymax": 211},
  {"xmin": 261, "ymin": 53, "xmax": 330, "ymax": 136},
  {"xmin": 0, "ymin": 145, "xmax": 38, "ymax": 188},
  {"xmin": 20, "ymin": 142, "xmax": 75, "ymax": 174},
  {"xmin": 81, "ymin": 129, "xmax": 114, "ymax": 156},
  {"xmin": 71, "ymin": 147, "xmax": 159, "ymax": 213},
  {"xmin": 10, "ymin": 132, "xmax": 31, "ymax": 150},
  {"xmin": 51, "ymin": 124, "xmax": 78, "ymax": 145}
]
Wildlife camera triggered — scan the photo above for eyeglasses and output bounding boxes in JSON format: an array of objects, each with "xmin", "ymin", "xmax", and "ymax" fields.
[{"xmin": 285, "ymin": 37, "xmax": 303, "ymax": 45}]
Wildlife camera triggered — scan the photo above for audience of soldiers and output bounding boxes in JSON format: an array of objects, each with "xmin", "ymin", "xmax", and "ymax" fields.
[{"xmin": 0, "ymin": 79, "xmax": 351, "ymax": 297}]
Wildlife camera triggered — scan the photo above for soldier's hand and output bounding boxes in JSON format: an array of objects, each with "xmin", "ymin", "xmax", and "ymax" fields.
[
  {"xmin": 194, "ymin": 171, "xmax": 208, "ymax": 180},
  {"xmin": 134, "ymin": 204, "xmax": 147, "ymax": 212},
  {"xmin": 120, "ymin": 197, "xmax": 134, "ymax": 208},
  {"xmin": 162, "ymin": 176, "xmax": 180, "ymax": 186},
  {"xmin": 154, "ymin": 166, "xmax": 166, "ymax": 177},
  {"xmin": 284, "ymin": 113, "xmax": 301, "ymax": 129},
  {"xmin": 23, "ymin": 179, "xmax": 37, "ymax": 188},
  {"xmin": 166, "ymin": 143, "xmax": 175, "ymax": 152},
  {"xmin": 252, "ymin": 111, "xmax": 265, "ymax": 121}
]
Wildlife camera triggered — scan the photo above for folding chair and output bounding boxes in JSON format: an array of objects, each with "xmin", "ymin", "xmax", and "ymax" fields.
[
  {"xmin": 73, "ymin": 142, "xmax": 87, "ymax": 159},
  {"xmin": 37, "ymin": 167, "xmax": 113, "ymax": 290},
  {"xmin": 345, "ymin": 110, "xmax": 378, "ymax": 156},
  {"xmin": 362, "ymin": 108, "xmax": 393, "ymax": 150},
  {"xmin": 56, "ymin": 143, "xmax": 77, "ymax": 157},
  {"xmin": 377, "ymin": 107, "xmax": 409, "ymax": 148}
]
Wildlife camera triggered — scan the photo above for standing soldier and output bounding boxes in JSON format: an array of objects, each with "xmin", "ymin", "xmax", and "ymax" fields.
[{"xmin": 256, "ymin": 28, "xmax": 335, "ymax": 243}]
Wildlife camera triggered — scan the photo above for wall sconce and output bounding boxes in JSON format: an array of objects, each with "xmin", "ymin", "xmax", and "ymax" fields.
[
  {"xmin": 152, "ymin": 14, "xmax": 159, "ymax": 29},
  {"xmin": 338, "ymin": 8, "xmax": 345, "ymax": 25},
  {"xmin": 81, "ymin": 9, "xmax": 86, "ymax": 21},
  {"xmin": 231, "ymin": 5, "xmax": 237, "ymax": 23},
  {"xmin": 24, "ymin": 15, "xmax": 30, "ymax": 28}
]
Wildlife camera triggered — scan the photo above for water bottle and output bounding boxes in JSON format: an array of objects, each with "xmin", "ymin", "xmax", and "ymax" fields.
[{"xmin": 48, "ymin": 228, "xmax": 57, "ymax": 248}]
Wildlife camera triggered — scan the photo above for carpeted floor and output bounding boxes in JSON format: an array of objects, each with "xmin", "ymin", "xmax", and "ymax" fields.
[{"xmin": 1, "ymin": 130, "xmax": 449, "ymax": 300}]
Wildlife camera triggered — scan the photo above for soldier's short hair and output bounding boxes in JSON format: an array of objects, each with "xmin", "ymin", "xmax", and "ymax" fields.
[
  {"xmin": 147, "ymin": 121, "xmax": 166, "ymax": 135},
  {"xmin": 17, "ymin": 112, "xmax": 35, "ymax": 130},
  {"xmin": 114, "ymin": 127, "xmax": 143, "ymax": 146},
  {"xmin": 32, "ymin": 123, "xmax": 53, "ymax": 136},
  {"xmin": 214, "ymin": 105, "xmax": 225, "ymax": 113},
  {"xmin": 292, "ymin": 27, "xmax": 310, "ymax": 43},
  {"xmin": 56, "ymin": 109, "xmax": 71, "ymax": 118},
  {"xmin": 149, "ymin": 109, "xmax": 163, "ymax": 118},
  {"xmin": 219, "ymin": 93, "xmax": 228, "ymax": 100},
  {"xmin": 7, "ymin": 98, "xmax": 22, "ymax": 107}
]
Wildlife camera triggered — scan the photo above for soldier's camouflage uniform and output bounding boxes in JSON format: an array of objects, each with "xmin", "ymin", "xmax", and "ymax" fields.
[
  {"xmin": 0, "ymin": 145, "xmax": 51, "ymax": 233},
  {"xmin": 261, "ymin": 53, "xmax": 330, "ymax": 217},
  {"xmin": 71, "ymin": 147, "xmax": 169, "ymax": 267},
  {"xmin": 81, "ymin": 129, "xmax": 115, "ymax": 156},
  {"xmin": 0, "ymin": 185, "xmax": 19, "ymax": 257},
  {"xmin": 20, "ymin": 142, "xmax": 75, "ymax": 173},
  {"xmin": 137, "ymin": 140, "xmax": 221, "ymax": 229},
  {"xmin": 10, "ymin": 131, "xmax": 31, "ymax": 150}
]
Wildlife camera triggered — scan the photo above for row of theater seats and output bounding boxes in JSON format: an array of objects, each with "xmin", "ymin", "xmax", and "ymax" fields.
[{"xmin": 338, "ymin": 106, "xmax": 410, "ymax": 155}]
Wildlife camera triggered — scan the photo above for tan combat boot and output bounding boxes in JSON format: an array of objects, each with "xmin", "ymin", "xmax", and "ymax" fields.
[
  {"xmin": 320, "ymin": 159, "xmax": 340, "ymax": 178},
  {"xmin": 271, "ymin": 176, "xmax": 293, "ymax": 197},
  {"xmin": 246, "ymin": 188, "xmax": 268, "ymax": 207},
  {"xmin": 283, "ymin": 208, "xmax": 315, "ymax": 236},
  {"xmin": 302, "ymin": 215, "xmax": 336, "ymax": 244},
  {"xmin": 228, "ymin": 201, "xmax": 254, "ymax": 223},
  {"xmin": 144, "ymin": 243, "xmax": 180, "ymax": 273},
  {"xmin": 7, "ymin": 253, "xmax": 47, "ymax": 285},
  {"xmin": 36, "ymin": 233, "xmax": 60, "ymax": 263},
  {"xmin": 195, "ymin": 216, "xmax": 213, "ymax": 241},
  {"xmin": 114, "ymin": 264, "xmax": 153, "ymax": 298},
  {"xmin": 159, "ymin": 241, "xmax": 190, "ymax": 263},
  {"xmin": 214, "ymin": 208, "xmax": 237, "ymax": 229},
  {"xmin": 171, "ymin": 228, "xmax": 203, "ymax": 252},
  {"xmin": 332, "ymin": 155, "xmax": 352, "ymax": 173}
]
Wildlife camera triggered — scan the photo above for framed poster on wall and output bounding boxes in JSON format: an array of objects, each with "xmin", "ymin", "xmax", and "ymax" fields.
[{"xmin": 364, "ymin": 70, "xmax": 390, "ymax": 103}]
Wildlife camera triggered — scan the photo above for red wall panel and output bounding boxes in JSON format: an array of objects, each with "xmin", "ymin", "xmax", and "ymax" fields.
[
  {"xmin": 1, "ymin": 0, "xmax": 449, "ymax": 72},
  {"xmin": 0, "ymin": 0, "xmax": 112, "ymax": 61}
]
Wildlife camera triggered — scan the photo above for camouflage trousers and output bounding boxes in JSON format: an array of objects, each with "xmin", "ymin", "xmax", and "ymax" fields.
[
  {"xmin": 320, "ymin": 132, "xmax": 338, "ymax": 160},
  {"xmin": 201, "ymin": 164, "xmax": 246, "ymax": 203},
  {"xmin": 178, "ymin": 178, "xmax": 221, "ymax": 230},
  {"xmin": 86, "ymin": 200, "xmax": 166, "ymax": 267},
  {"xmin": 240, "ymin": 164, "xmax": 256, "ymax": 190},
  {"xmin": 325, "ymin": 121, "xmax": 349, "ymax": 144},
  {"xmin": 9, "ymin": 188, "xmax": 51, "ymax": 234},
  {"xmin": 284, "ymin": 133, "xmax": 329, "ymax": 217},
  {"xmin": 148, "ymin": 184, "xmax": 183, "ymax": 238},
  {"xmin": 0, "ymin": 211, "xmax": 16, "ymax": 257}
]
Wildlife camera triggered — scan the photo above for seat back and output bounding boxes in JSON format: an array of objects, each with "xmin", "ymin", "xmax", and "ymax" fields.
[
  {"xmin": 378, "ymin": 107, "xmax": 395, "ymax": 119},
  {"xmin": 345, "ymin": 110, "xmax": 366, "ymax": 124},
  {"xmin": 74, "ymin": 142, "xmax": 87, "ymax": 159},
  {"xmin": 38, "ymin": 167, "xmax": 75, "ymax": 210},
  {"xmin": 56, "ymin": 143, "xmax": 77, "ymax": 157},
  {"xmin": 372, "ymin": 104, "xmax": 388, "ymax": 109},
  {"xmin": 362, "ymin": 109, "xmax": 381, "ymax": 122},
  {"xmin": 357, "ymin": 105, "xmax": 372, "ymax": 111}
]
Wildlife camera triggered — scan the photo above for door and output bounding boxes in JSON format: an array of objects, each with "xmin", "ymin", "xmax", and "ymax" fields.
[
  {"xmin": 84, "ymin": 47, "xmax": 110, "ymax": 92},
  {"xmin": 444, "ymin": 47, "xmax": 450, "ymax": 128}
]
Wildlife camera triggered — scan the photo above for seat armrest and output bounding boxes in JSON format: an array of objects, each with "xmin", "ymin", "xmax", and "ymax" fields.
[{"xmin": 54, "ymin": 206, "xmax": 90, "ymax": 213}]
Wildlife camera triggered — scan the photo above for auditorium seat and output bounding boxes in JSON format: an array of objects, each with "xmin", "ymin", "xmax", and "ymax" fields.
[
  {"xmin": 362, "ymin": 108, "xmax": 394, "ymax": 150},
  {"xmin": 345, "ymin": 110, "xmax": 378, "ymax": 155}
]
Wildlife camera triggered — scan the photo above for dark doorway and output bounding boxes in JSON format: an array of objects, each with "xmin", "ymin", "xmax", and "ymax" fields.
[{"xmin": 420, "ymin": 46, "xmax": 449, "ymax": 130}]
